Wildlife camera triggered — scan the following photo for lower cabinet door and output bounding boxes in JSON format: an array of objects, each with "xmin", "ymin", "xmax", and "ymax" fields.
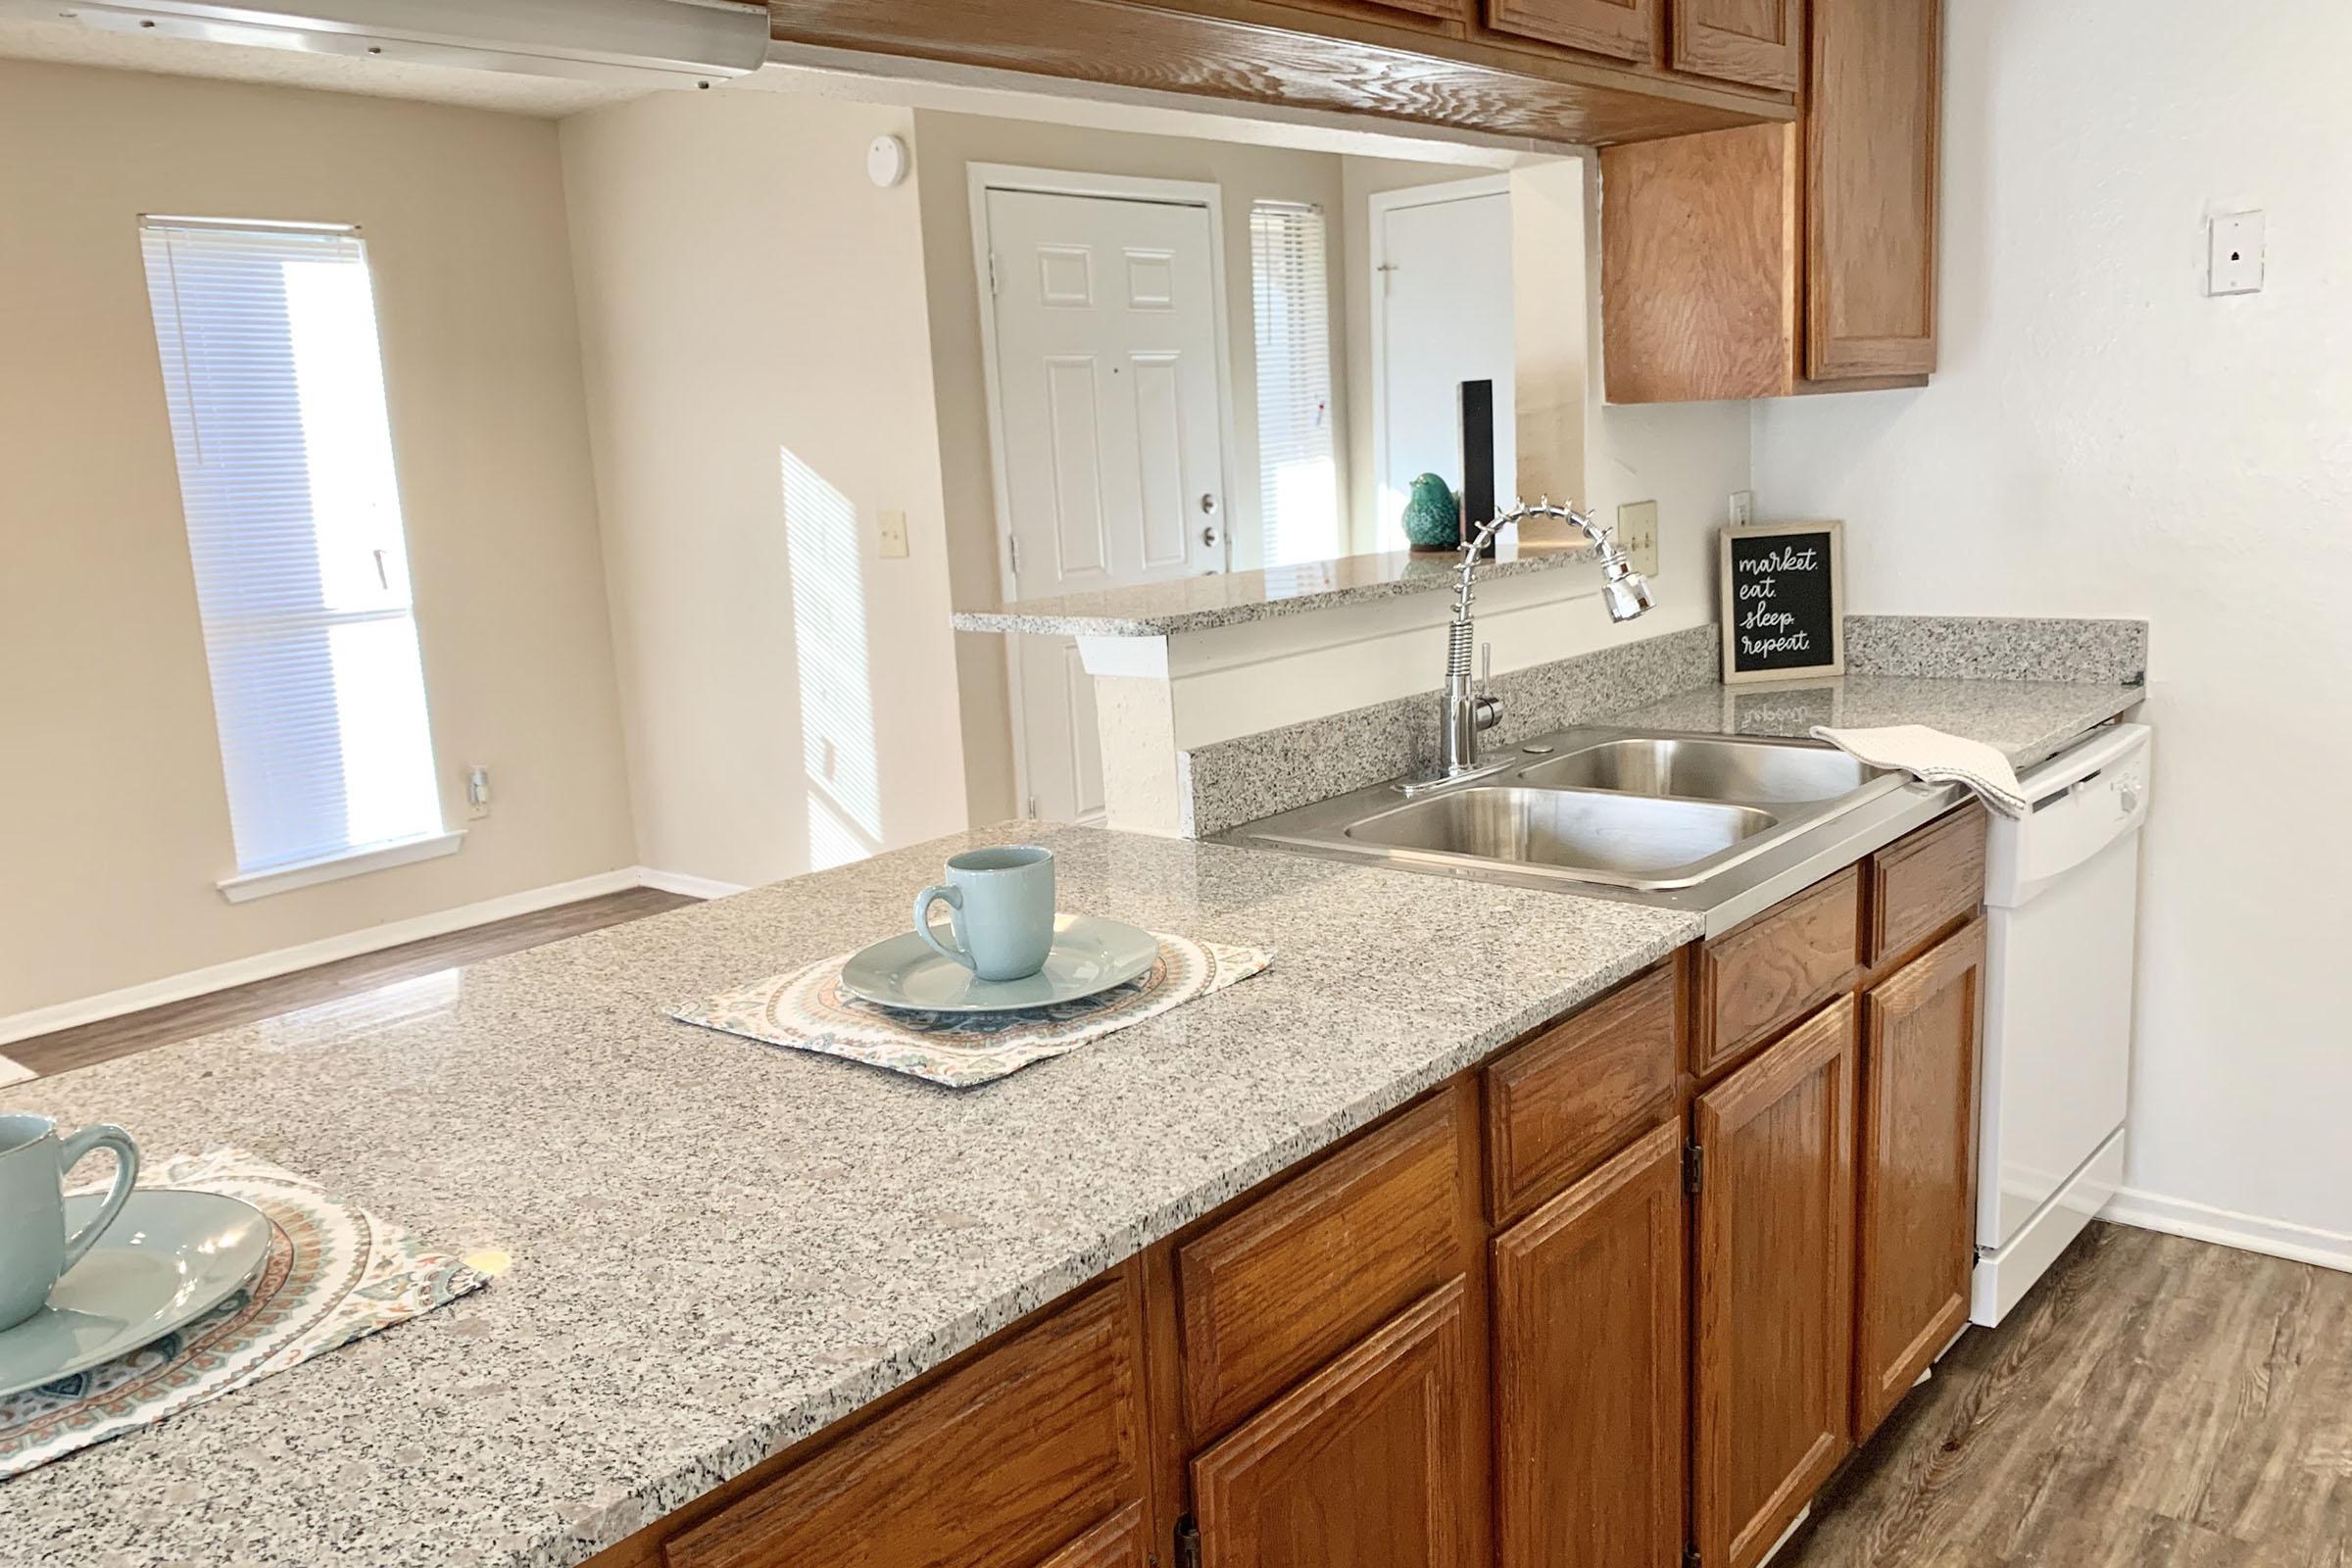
[
  {"xmin": 1854, "ymin": 917, "xmax": 1984, "ymax": 1437},
  {"xmin": 1038, "ymin": 1502, "xmax": 1150, "ymax": 1568},
  {"xmin": 1192, "ymin": 1278, "xmax": 1479, "ymax": 1568},
  {"xmin": 1492, "ymin": 1120, "xmax": 1686, "ymax": 1568},
  {"xmin": 1693, "ymin": 996, "xmax": 1859, "ymax": 1568}
]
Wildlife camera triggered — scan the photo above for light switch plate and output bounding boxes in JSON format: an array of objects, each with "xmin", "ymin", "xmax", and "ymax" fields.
[
  {"xmin": 1617, "ymin": 500, "xmax": 1659, "ymax": 576},
  {"xmin": 2209, "ymin": 212, "xmax": 2265, "ymax": 296},
  {"xmin": 877, "ymin": 508, "xmax": 909, "ymax": 559}
]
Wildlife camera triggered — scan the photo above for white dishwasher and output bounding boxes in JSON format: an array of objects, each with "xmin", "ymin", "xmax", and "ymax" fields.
[{"xmin": 1971, "ymin": 721, "xmax": 2152, "ymax": 1326}]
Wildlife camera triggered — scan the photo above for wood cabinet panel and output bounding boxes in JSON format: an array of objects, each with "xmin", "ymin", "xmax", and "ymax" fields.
[
  {"xmin": 1193, "ymin": 1279, "xmax": 1480, "ymax": 1568},
  {"xmin": 1868, "ymin": 804, "xmax": 1985, "ymax": 969},
  {"xmin": 661, "ymin": 1277, "xmax": 1144, "ymax": 1568},
  {"xmin": 1178, "ymin": 1086, "xmax": 1468, "ymax": 1438},
  {"xmin": 1855, "ymin": 918, "xmax": 1983, "ymax": 1438},
  {"xmin": 1600, "ymin": 122, "xmax": 1798, "ymax": 404},
  {"xmin": 1693, "ymin": 995, "xmax": 1857, "ymax": 1568},
  {"xmin": 1484, "ymin": 960, "xmax": 1681, "ymax": 1223},
  {"xmin": 1695, "ymin": 862, "xmax": 1862, "ymax": 1079},
  {"xmin": 1485, "ymin": 0, "xmax": 1659, "ymax": 63},
  {"xmin": 1805, "ymin": 0, "xmax": 1940, "ymax": 379},
  {"xmin": 1039, "ymin": 1503, "xmax": 1151, "ymax": 1568},
  {"xmin": 1670, "ymin": 0, "xmax": 1800, "ymax": 90},
  {"xmin": 1493, "ymin": 1121, "xmax": 1686, "ymax": 1568},
  {"xmin": 1257, "ymin": 0, "xmax": 1466, "ymax": 31}
]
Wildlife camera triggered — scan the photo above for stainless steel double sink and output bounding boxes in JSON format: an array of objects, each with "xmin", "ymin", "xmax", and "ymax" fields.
[{"xmin": 1223, "ymin": 728, "xmax": 1964, "ymax": 936}]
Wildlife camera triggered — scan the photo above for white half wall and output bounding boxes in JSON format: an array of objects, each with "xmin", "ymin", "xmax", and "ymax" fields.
[
  {"xmin": 1751, "ymin": 0, "xmax": 2348, "ymax": 1243},
  {"xmin": 561, "ymin": 89, "xmax": 970, "ymax": 889}
]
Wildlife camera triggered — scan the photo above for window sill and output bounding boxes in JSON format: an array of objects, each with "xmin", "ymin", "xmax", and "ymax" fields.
[{"xmin": 217, "ymin": 829, "xmax": 466, "ymax": 905}]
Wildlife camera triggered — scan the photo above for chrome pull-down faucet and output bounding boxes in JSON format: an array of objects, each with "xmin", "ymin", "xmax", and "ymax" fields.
[{"xmin": 1404, "ymin": 499, "xmax": 1658, "ymax": 795}]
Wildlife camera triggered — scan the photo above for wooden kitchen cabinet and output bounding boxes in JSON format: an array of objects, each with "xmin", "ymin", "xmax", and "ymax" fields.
[
  {"xmin": 1670, "ymin": 0, "xmax": 1800, "ymax": 90},
  {"xmin": 1191, "ymin": 1280, "xmax": 1483, "ymax": 1568},
  {"xmin": 1601, "ymin": 0, "xmax": 1941, "ymax": 399},
  {"xmin": 1492, "ymin": 1121, "xmax": 1687, "ymax": 1568},
  {"xmin": 1485, "ymin": 0, "xmax": 1661, "ymax": 64},
  {"xmin": 1853, "ymin": 917, "xmax": 1984, "ymax": 1438},
  {"xmin": 1692, "ymin": 995, "xmax": 1858, "ymax": 1568}
]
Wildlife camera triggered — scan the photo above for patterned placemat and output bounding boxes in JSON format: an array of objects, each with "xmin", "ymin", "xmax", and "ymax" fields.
[
  {"xmin": 671, "ymin": 932, "xmax": 1274, "ymax": 1088},
  {"xmin": 0, "ymin": 1149, "xmax": 492, "ymax": 1478}
]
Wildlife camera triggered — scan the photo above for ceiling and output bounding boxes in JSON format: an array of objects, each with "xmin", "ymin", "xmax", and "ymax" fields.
[{"xmin": 0, "ymin": 14, "xmax": 648, "ymax": 116}]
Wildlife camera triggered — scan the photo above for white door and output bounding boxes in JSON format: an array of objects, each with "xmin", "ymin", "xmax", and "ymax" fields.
[
  {"xmin": 1372, "ymin": 181, "xmax": 1515, "ymax": 549},
  {"xmin": 982, "ymin": 184, "xmax": 1227, "ymax": 823}
]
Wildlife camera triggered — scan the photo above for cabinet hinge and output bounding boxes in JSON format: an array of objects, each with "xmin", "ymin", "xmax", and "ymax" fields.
[
  {"xmin": 988, "ymin": 250, "xmax": 1003, "ymax": 296},
  {"xmin": 1684, "ymin": 1142, "xmax": 1705, "ymax": 1195},
  {"xmin": 1007, "ymin": 532, "xmax": 1023, "ymax": 576},
  {"xmin": 1686, "ymin": 1546, "xmax": 1702, "ymax": 1568},
  {"xmin": 1174, "ymin": 1515, "xmax": 1201, "ymax": 1568}
]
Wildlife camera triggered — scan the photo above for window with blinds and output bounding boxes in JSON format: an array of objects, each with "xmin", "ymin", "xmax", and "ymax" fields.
[
  {"xmin": 1249, "ymin": 201, "xmax": 1341, "ymax": 567},
  {"xmin": 140, "ymin": 218, "xmax": 445, "ymax": 885}
]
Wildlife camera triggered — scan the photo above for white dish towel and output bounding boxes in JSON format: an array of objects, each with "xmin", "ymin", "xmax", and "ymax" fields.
[{"xmin": 1809, "ymin": 723, "xmax": 2030, "ymax": 818}]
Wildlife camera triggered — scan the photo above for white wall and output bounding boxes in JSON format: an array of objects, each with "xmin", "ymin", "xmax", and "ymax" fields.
[
  {"xmin": 1752, "ymin": 0, "xmax": 2351, "ymax": 1250},
  {"xmin": 0, "ymin": 60, "xmax": 638, "ymax": 1016},
  {"xmin": 562, "ymin": 90, "xmax": 969, "ymax": 887}
]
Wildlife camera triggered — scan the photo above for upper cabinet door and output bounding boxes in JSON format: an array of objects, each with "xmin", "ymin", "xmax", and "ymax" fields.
[
  {"xmin": 1805, "ymin": 0, "xmax": 1940, "ymax": 379},
  {"xmin": 1257, "ymin": 0, "xmax": 1469, "ymax": 33},
  {"xmin": 1486, "ymin": 0, "xmax": 1661, "ymax": 64},
  {"xmin": 1692, "ymin": 996, "xmax": 1858, "ymax": 1568},
  {"xmin": 1853, "ymin": 918, "xmax": 1984, "ymax": 1438},
  {"xmin": 1670, "ymin": 0, "xmax": 1801, "ymax": 90}
]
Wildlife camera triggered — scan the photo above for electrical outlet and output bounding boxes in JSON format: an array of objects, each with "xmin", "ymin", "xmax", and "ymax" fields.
[
  {"xmin": 2209, "ymin": 211, "xmax": 2264, "ymax": 296},
  {"xmin": 466, "ymin": 765, "xmax": 492, "ymax": 820},
  {"xmin": 877, "ymin": 508, "xmax": 909, "ymax": 560},
  {"xmin": 1729, "ymin": 489, "xmax": 1755, "ymax": 528},
  {"xmin": 1617, "ymin": 500, "xmax": 1660, "ymax": 577}
]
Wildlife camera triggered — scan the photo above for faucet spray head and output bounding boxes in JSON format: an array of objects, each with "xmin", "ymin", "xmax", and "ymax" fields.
[{"xmin": 1600, "ymin": 552, "xmax": 1657, "ymax": 622}]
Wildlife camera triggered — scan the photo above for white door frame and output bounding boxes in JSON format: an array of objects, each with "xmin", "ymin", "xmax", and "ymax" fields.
[
  {"xmin": 967, "ymin": 162, "xmax": 1241, "ymax": 817},
  {"xmin": 1365, "ymin": 172, "xmax": 1514, "ymax": 553}
]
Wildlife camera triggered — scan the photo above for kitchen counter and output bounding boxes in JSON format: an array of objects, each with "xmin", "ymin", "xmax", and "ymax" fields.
[
  {"xmin": 0, "ymin": 828, "xmax": 1692, "ymax": 1568},
  {"xmin": 949, "ymin": 542, "xmax": 1587, "ymax": 638},
  {"xmin": 1605, "ymin": 672, "xmax": 2146, "ymax": 774}
]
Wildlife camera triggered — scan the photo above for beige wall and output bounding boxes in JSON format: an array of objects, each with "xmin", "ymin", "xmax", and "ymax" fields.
[
  {"xmin": 909, "ymin": 110, "xmax": 1357, "ymax": 823},
  {"xmin": 0, "ymin": 60, "xmax": 637, "ymax": 1017},
  {"xmin": 561, "ymin": 90, "xmax": 970, "ymax": 887}
]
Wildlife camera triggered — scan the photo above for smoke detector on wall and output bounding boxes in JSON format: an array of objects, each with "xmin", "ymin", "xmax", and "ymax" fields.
[
  {"xmin": 1, "ymin": 0, "xmax": 771, "ymax": 89},
  {"xmin": 866, "ymin": 135, "xmax": 908, "ymax": 189}
]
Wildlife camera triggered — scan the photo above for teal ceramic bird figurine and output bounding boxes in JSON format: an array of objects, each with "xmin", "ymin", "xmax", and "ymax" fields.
[{"xmin": 1401, "ymin": 472, "xmax": 1460, "ymax": 552}]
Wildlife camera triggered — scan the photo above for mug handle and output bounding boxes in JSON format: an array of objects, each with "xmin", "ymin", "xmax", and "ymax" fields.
[
  {"xmin": 57, "ymin": 1124, "xmax": 140, "ymax": 1275},
  {"xmin": 912, "ymin": 886, "xmax": 976, "ymax": 972}
]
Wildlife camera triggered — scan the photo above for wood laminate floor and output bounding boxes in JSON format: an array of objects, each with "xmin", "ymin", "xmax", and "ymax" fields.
[
  {"xmin": 1785, "ymin": 1221, "xmax": 2352, "ymax": 1567},
  {"xmin": 3, "ymin": 886, "xmax": 696, "ymax": 1082}
]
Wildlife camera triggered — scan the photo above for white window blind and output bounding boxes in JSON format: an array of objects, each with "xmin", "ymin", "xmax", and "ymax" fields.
[
  {"xmin": 1249, "ymin": 201, "xmax": 1341, "ymax": 567},
  {"xmin": 140, "ymin": 219, "xmax": 444, "ymax": 879}
]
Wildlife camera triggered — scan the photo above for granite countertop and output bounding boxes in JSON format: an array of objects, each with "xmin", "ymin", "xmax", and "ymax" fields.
[
  {"xmin": 1606, "ymin": 672, "xmax": 2146, "ymax": 772},
  {"xmin": 0, "ymin": 827, "xmax": 1693, "ymax": 1568},
  {"xmin": 950, "ymin": 542, "xmax": 1588, "ymax": 638}
]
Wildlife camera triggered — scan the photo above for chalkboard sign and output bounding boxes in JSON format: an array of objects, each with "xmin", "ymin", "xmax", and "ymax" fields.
[{"xmin": 1719, "ymin": 520, "xmax": 1846, "ymax": 684}]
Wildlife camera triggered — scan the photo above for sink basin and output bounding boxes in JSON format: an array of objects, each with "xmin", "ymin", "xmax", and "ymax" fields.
[
  {"xmin": 1345, "ymin": 787, "xmax": 1778, "ymax": 883},
  {"xmin": 1519, "ymin": 736, "xmax": 1879, "ymax": 804}
]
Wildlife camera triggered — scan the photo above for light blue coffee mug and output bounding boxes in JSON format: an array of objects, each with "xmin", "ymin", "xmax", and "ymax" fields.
[
  {"xmin": 0, "ymin": 1112, "xmax": 140, "ymax": 1332},
  {"xmin": 912, "ymin": 845, "xmax": 1057, "ymax": 982}
]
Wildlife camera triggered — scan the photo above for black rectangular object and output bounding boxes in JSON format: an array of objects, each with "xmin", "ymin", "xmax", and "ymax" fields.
[{"xmin": 1458, "ymin": 378, "xmax": 1495, "ymax": 557}]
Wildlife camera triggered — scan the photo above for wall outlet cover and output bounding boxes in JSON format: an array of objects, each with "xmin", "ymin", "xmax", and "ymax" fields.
[
  {"xmin": 1617, "ymin": 500, "xmax": 1660, "ymax": 577},
  {"xmin": 877, "ymin": 508, "xmax": 909, "ymax": 560},
  {"xmin": 2209, "ymin": 211, "xmax": 2264, "ymax": 296},
  {"xmin": 1729, "ymin": 489, "xmax": 1755, "ymax": 528}
]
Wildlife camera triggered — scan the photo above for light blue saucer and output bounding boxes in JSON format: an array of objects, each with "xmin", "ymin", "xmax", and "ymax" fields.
[
  {"xmin": 839, "ymin": 913, "xmax": 1160, "ymax": 1013},
  {"xmin": 0, "ymin": 1189, "xmax": 272, "ymax": 1398}
]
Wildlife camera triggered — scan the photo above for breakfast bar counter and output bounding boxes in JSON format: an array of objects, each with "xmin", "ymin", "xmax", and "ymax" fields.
[{"xmin": 0, "ymin": 827, "xmax": 1692, "ymax": 1568}]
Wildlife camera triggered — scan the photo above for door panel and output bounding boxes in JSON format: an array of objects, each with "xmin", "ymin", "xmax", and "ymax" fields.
[
  {"xmin": 1493, "ymin": 1120, "xmax": 1685, "ymax": 1568},
  {"xmin": 1669, "ymin": 0, "xmax": 1799, "ymax": 90},
  {"xmin": 1693, "ymin": 995, "xmax": 1857, "ymax": 1568},
  {"xmin": 1486, "ymin": 0, "xmax": 1659, "ymax": 64},
  {"xmin": 1193, "ymin": 1280, "xmax": 1479, "ymax": 1568},
  {"xmin": 1805, "ymin": 0, "xmax": 1939, "ymax": 378},
  {"xmin": 985, "ymin": 186, "xmax": 1225, "ymax": 822},
  {"xmin": 1855, "ymin": 918, "xmax": 1982, "ymax": 1437}
]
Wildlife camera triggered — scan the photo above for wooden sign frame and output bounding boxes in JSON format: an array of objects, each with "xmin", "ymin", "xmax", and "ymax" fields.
[{"xmin": 1718, "ymin": 519, "xmax": 1846, "ymax": 685}]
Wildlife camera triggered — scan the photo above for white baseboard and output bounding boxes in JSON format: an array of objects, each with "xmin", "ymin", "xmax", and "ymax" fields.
[
  {"xmin": 2102, "ymin": 1186, "xmax": 2352, "ymax": 1276},
  {"xmin": 634, "ymin": 866, "xmax": 750, "ymax": 900},
  {"xmin": 0, "ymin": 866, "xmax": 658, "ymax": 1049}
]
